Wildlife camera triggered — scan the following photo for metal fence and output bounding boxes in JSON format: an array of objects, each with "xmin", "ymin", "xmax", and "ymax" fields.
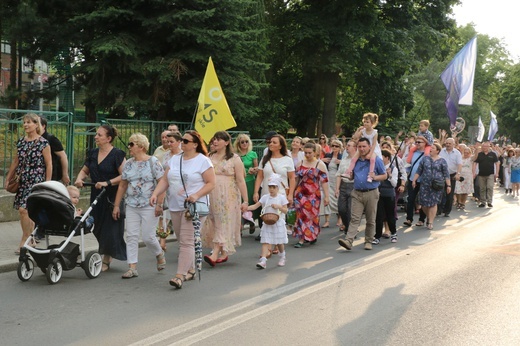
[{"xmin": 1, "ymin": 109, "xmax": 279, "ymax": 190}]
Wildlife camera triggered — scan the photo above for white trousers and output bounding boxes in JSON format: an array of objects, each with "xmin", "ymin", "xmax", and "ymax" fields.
[{"xmin": 125, "ymin": 205, "xmax": 162, "ymax": 264}]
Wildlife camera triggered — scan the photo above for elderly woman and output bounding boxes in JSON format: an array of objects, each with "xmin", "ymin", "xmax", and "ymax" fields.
[
  {"xmin": 202, "ymin": 131, "xmax": 249, "ymax": 266},
  {"xmin": 113, "ymin": 133, "xmax": 165, "ymax": 279},
  {"xmin": 323, "ymin": 139, "xmax": 343, "ymax": 227},
  {"xmin": 5, "ymin": 113, "xmax": 52, "ymax": 254},
  {"xmin": 234, "ymin": 133, "xmax": 259, "ymax": 233},
  {"xmin": 412, "ymin": 143, "xmax": 450, "ymax": 230},
  {"xmin": 75, "ymin": 124, "xmax": 127, "ymax": 271},
  {"xmin": 150, "ymin": 130, "xmax": 215, "ymax": 289},
  {"xmin": 454, "ymin": 145, "xmax": 475, "ymax": 210}
]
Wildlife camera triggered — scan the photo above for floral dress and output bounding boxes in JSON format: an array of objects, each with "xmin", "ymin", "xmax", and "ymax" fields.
[
  {"xmin": 416, "ymin": 156, "xmax": 449, "ymax": 207},
  {"xmin": 14, "ymin": 137, "xmax": 49, "ymax": 209},
  {"xmin": 455, "ymin": 157, "xmax": 474, "ymax": 194},
  {"xmin": 511, "ymin": 156, "xmax": 520, "ymax": 183},
  {"xmin": 293, "ymin": 162, "xmax": 328, "ymax": 242},
  {"xmin": 201, "ymin": 154, "xmax": 242, "ymax": 255}
]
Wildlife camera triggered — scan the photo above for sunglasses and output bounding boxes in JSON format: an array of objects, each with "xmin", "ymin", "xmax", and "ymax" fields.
[
  {"xmin": 240, "ymin": 140, "xmax": 249, "ymax": 144},
  {"xmin": 182, "ymin": 138, "xmax": 194, "ymax": 144},
  {"xmin": 128, "ymin": 142, "xmax": 135, "ymax": 148},
  {"xmin": 331, "ymin": 145, "xmax": 340, "ymax": 148},
  {"xmin": 415, "ymin": 141, "xmax": 424, "ymax": 144}
]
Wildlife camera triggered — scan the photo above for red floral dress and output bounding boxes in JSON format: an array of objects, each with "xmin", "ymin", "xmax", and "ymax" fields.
[{"xmin": 293, "ymin": 162, "xmax": 328, "ymax": 242}]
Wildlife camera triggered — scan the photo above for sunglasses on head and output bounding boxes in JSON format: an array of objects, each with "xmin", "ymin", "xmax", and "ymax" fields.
[{"xmin": 182, "ymin": 138, "xmax": 194, "ymax": 144}]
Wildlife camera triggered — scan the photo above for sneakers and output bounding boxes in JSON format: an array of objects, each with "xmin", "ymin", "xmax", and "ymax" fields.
[
  {"xmin": 478, "ymin": 203, "xmax": 486, "ymax": 208},
  {"xmin": 364, "ymin": 242, "xmax": 372, "ymax": 250},
  {"xmin": 391, "ymin": 235, "xmax": 398, "ymax": 243},
  {"xmin": 338, "ymin": 238, "xmax": 353, "ymax": 250},
  {"xmin": 488, "ymin": 203, "xmax": 493, "ymax": 208},
  {"xmin": 256, "ymin": 258, "xmax": 267, "ymax": 269},
  {"xmin": 278, "ymin": 256, "xmax": 286, "ymax": 267},
  {"xmin": 371, "ymin": 238, "xmax": 380, "ymax": 245}
]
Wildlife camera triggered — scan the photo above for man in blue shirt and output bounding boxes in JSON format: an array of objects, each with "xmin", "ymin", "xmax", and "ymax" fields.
[{"xmin": 338, "ymin": 138, "xmax": 388, "ymax": 251}]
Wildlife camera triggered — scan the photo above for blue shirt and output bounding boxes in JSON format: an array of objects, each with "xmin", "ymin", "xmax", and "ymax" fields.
[
  {"xmin": 353, "ymin": 156, "xmax": 386, "ymax": 190},
  {"xmin": 408, "ymin": 150, "xmax": 425, "ymax": 182}
]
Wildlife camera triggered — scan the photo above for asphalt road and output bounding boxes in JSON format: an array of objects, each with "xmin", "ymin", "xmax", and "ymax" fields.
[{"xmin": 1, "ymin": 195, "xmax": 519, "ymax": 346}]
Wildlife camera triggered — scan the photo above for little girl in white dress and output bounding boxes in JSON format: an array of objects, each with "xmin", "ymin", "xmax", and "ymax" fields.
[{"xmin": 247, "ymin": 173, "xmax": 288, "ymax": 269}]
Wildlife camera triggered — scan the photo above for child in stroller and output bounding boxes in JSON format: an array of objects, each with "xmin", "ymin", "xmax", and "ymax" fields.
[
  {"xmin": 17, "ymin": 181, "xmax": 105, "ymax": 284},
  {"xmin": 67, "ymin": 185, "xmax": 94, "ymax": 231}
]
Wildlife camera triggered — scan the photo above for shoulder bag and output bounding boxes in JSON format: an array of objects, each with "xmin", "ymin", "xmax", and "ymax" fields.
[
  {"xmin": 430, "ymin": 158, "xmax": 445, "ymax": 191},
  {"xmin": 268, "ymin": 160, "xmax": 290, "ymax": 196},
  {"xmin": 5, "ymin": 170, "xmax": 20, "ymax": 193},
  {"xmin": 179, "ymin": 154, "xmax": 210, "ymax": 219}
]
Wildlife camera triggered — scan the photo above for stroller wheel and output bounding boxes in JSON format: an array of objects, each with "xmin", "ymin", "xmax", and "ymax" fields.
[
  {"xmin": 83, "ymin": 251, "xmax": 102, "ymax": 279},
  {"xmin": 17, "ymin": 258, "xmax": 35, "ymax": 282},
  {"xmin": 46, "ymin": 259, "xmax": 63, "ymax": 284}
]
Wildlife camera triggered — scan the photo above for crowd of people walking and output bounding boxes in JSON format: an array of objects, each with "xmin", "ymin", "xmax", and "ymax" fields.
[{"xmin": 5, "ymin": 113, "xmax": 517, "ymax": 290}]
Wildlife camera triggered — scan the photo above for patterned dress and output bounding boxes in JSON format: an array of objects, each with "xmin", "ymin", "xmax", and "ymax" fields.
[
  {"xmin": 455, "ymin": 157, "xmax": 474, "ymax": 194},
  {"xmin": 416, "ymin": 156, "xmax": 449, "ymax": 207},
  {"xmin": 202, "ymin": 154, "xmax": 242, "ymax": 255},
  {"xmin": 13, "ymin": 137, "xmax": 49, "ymax": 209},
  {"xmin": 511, "ymin": 156, "xmax": 520, "ymax": 183},
  {"xmin": 293, "ymin": 162, "xmax": 328, "ymax": 241}
]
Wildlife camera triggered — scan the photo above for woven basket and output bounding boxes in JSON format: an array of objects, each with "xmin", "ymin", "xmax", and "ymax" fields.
[{"xmin": 261, "ymin": 213, "xmax": 279, "ymax": 225}]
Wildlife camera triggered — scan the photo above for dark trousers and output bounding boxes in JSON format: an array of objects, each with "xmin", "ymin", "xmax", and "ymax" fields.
[
  {"xmin": 406, "ymin": 180, "xmax": 426, "ymax": 222},
  {"xmin": 375, "ymin": 195, "xmax": 397, "ymax": 239},
  {"xmin": 439, "ymin": 174, "xmax": 457, "ymax": 214},
  {"xmin": 338, "ymin": 181, "xmax": 353, "ymax": 230}
]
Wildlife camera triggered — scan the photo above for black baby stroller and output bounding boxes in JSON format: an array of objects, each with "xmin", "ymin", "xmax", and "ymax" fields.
[{"xmin": 17, "ymin": 181, "xmax": 106, "ymax": 284}]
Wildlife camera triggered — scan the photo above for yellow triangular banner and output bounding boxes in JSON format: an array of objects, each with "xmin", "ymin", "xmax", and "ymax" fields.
[{"xmin": 194, "ymin": 57, "xmax": 236, "ymax": 142}]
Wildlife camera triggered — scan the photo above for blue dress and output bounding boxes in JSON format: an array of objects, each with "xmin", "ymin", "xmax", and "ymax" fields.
[{"xmin": 416, "ymin": 156, "xmax": 449, "ymax": 207}]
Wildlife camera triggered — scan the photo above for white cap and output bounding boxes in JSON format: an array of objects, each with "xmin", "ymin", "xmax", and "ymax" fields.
[{"xmin": 268, "ymin": 173, "xmax": 282, "ymax": 187}]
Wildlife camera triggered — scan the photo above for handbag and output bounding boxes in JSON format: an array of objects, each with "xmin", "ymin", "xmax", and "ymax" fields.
[
  {"xmin": 268, "ymin": 160, "xmax": 290, "ymax": 196},
  {"xmin": 6, "ymin": 172, "xmax": 20, "ymax": 193},
  {"xmin": 260, "ymin": 206, "xmax": 280, "ymax": 225},
  {"xmin": 179, "ymin": 154, "xmax": 210, "ymax": 218},
  {"xmin": 429, "ymin": 158, "xmax": 445, "ymax": 191}
]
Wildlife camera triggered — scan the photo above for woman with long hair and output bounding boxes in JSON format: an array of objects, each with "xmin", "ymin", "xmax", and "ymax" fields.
[
  {"xmin": 202, "ymin": 131, "xmax": 248, "ymax": 266},
  {"xmin": 75, "ymin": 124, "xmax": 127, "ymax": 271},
  {"xmin": 290, "ymin": 136, "xmax": 305, "ymax": 168},
  {"xmin": 150, "ymin": 130, "xmax": 215, "ymax": 289},
  {"xmin": 6, "ymin": 113, "xmax": 52, "ymax": 254}
]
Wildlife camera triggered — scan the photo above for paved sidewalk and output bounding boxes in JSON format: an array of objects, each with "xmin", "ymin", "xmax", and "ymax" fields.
[{"xmin": 0, "ymin": 221, "xmax": 176, "ymax": 273}]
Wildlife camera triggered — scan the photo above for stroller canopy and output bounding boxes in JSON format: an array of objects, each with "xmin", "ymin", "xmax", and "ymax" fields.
[{"xmin": 27, "ymin": 181, "xmax": 75, "ymax": 234}]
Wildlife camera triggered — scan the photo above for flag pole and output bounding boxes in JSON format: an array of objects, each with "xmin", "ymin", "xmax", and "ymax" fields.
[{"xmin": 189, "ymin": 103, "xmax": 198, "ymax": 131}]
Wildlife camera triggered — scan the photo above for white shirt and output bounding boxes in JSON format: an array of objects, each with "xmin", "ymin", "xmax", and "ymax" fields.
[{"xmin": 167, "ymin": 153, "xmax": 213, "ymax": 212}]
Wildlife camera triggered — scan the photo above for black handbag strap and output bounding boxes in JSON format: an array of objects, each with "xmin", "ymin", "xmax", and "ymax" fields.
[
  {"xmin": 179, "ymin": 153, "xmax": 209, "ymax": 204},
  {"xmin": 409, "ymin": 152, "xmax": 425, "ymax": 180}
]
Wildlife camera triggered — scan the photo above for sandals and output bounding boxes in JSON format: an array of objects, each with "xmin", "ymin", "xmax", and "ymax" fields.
[
  {"xmin": 102, "ymin": 261, "xmax": 111, "ymax": 272},
  {"xmin": 169, "ymin": 276, "xmax": 184, "ymax": 289},
  {"xmin": 294, "ymin": 242, "xmax": 304, "ymax": 248},
  {"xmin": 322, "ymin": 222, "xmax": 330, "ymax": 228},
  {"xmin": 415, "ymin": 221, "xmax": 424, "ymax": 227},
  {"xmin": 427, "ymin": 223, "xmax": 433, "ymax": 230},
  {"xmin": 122, "ymin": 268, "xmax": 139, "ymax": 279},
  {"xmin": 156, "ymin": 251, "xmax": 166, "ymax": 271},
  {"xmin": 403, "ymin": 220, "xmax": 412, "ymax": 227},
  {"xmin": 185, "ymin": 270, "xmax": 196, "ymax": 281}
]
